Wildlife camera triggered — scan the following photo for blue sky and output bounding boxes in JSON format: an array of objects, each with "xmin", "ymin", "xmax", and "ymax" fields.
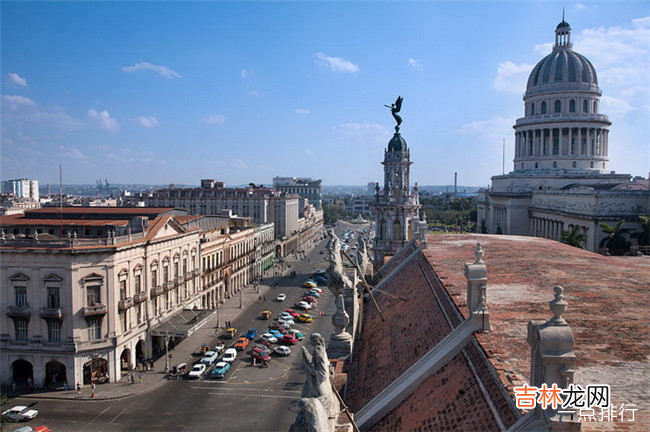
[{"xmin": 2, "ymin": 1, "xmax": 648, "ymax": 188}]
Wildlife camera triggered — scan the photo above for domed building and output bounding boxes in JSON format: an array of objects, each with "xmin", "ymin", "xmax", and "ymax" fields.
[{"xmin": 477, "ymin": 19, "xmax": 649, "ymax": 253}]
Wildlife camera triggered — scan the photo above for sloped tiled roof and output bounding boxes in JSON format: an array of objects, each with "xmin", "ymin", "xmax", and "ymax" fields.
[{"xmin": 345, "ymin": 248, "xmax": 519, "ymax": 431}]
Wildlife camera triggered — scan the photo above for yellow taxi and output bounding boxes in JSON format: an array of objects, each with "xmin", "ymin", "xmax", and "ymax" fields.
[
  {"xmin": 298, "ymin": 313, "xmax": 313, "ymax": 323},
  {"xmin": 260, "ymin": 310, "xmax": 272, "ymax": 320},
  {"xmin": 224, "ymin": 327, "xmax": 237, "ymax": 339}
]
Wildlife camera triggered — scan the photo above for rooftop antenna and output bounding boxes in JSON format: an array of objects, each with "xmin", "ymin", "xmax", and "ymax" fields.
[{"xmin": 562, "ymin": 7, "xmax": 565, "ymax": 22}]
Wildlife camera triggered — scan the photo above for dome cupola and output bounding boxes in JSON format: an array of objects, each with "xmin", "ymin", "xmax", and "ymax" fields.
[{"xmin": 387, "ymin": 132, "xmax": 407, "ymax": 152}]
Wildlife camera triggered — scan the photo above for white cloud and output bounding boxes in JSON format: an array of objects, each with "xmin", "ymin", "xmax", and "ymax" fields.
[
  {"xmin": 87, "ymin": 108, "xmax": 120, "ymax": 132},
  {"xmin": 8, "ymin": 72, "xmax": 27, "ymax": 87},
  {"xmin": 233, "ymin": 159, "xmax": 247, "ymax": 169},
  {"xmin": 241, "ymin": 69, "xmax": 254, "ymax": 78},
  {"xmin": 138, "ymin": 115, "xmax": 158, "ymax": 128},
  {"xmin": 201, "ymin": 113, "xmax": 226, "ymax": 125},
  {"xmin": 58, "ymin": 145, "xmax": 87, "ymax": 161},
  {"xmin": 408, "ymin": 58, "xmax": 422, "ymax": 69},
  {"xmin": 315, "ymin": 52, "xmax": 360, "ymax": 74},
  {"xmin": 456, "ymin": 115, "xmax": 515, "ymax": 141},
  {"xmin": 335, "ymin": 123, "xmax": 389, "ymax": 143},
  {"xmin": 122, "ymin": 62, "xmax": 181, "ymax": 79},
  {"xmin": 600, "ymin": 95, "xmax": 635, "ymax": 116},
  {"xmin": 492, "ymin": 61, "xmax": 534, "ymax": 93},
  {"xmin": 295, "ymin": 108, "xmax": 310, "ymax": 115},
  {"xmin": 3, "ymin": 95, "xmax": 36, "ymax": 109}
]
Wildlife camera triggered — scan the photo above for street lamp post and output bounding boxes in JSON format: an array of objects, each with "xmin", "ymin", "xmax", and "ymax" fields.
[
  {"xmin": 239, "ymin": 286, "xmax": 243, "ymax": 309},
  {"xmin": 164, "ymin": 332, "xmax": 170, "ymax": 373},
  {"xmin": 216, "ymin": 301, "xmax": 220, "ymax": 330}
]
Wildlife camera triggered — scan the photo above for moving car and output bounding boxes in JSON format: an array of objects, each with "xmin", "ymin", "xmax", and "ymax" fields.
[
  {"xmin": 200, "ymin": 350, "xmax": 219, "ymax": 365},
  {"xmin": 234, "ymin": 337, "xmax": 249, "ymax": 350},
  {"xmin": 210, "ymin": 361, "xmax": 231, "ymax": 379},
  {"xmin": 2, "ymin": 406, "xmax": 38, "ymax": 422},
  {"xmin": 224, "ymin": 327, "xmax": 237, "ymax": 339},
  {"xmin": 213, "ymin": 343, "xmax": 225, "ymax": 355},
  {"xmin": 274, "ymin": 346, "xmax": 291, "ymax": 356},
  {"xmin": 279, "ymin": 334, "xmax": 299, "ymax": 345},
  {"xmin": 245, "ymin": 328, "xmax": 258, "ymax": 339},
  {"xmin": 298, "ymin": 313, "xmax": 313, "ymax": 323},
  {"xmin": 223, "ymin": 348, "xmax": 237, "ymax": 362},
  {"xmin": 187, "ymin": 363, "xmax": 207, "ymax": 379},
  {"xmin": 261, "ymin": 333, "xmax": 278, "ymax": 344},
  {"xmin": 260, "ymin": 310, "xmax": 272, "ymax": 320},
  {"xmin": 276, "ymin": 294, "xmax": 286, "ymax": 302}
]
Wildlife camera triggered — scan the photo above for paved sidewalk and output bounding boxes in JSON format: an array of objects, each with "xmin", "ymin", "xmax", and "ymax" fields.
[{"xmin": 7, "ymin": 238, "xmax": 323, "ymax": 402}]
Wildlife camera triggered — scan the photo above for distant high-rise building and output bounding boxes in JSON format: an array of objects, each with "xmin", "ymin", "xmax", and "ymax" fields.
[
  {"xmin": 2, "ymin": 179, "xmax": 39, "ymax": 201},
  {"xmin": 272, "ymin": 177, "xmax": 322, "ymax": 210}
]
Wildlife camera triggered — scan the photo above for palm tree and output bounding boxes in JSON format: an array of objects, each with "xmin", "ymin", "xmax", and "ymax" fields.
[
  {"xmin": 560, "ymin": 226, "xmax": 586, "ymax": 249},
  {"xmin": 599, "ymin": 221, "xmax": 633, "ymax": 255}
]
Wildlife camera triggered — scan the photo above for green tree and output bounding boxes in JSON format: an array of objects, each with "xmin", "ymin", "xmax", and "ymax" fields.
[
  {"xmin": 322, "ymin": 202, "xmax": 339, "ymax": 225},
  {"xmin": 560, "ymin": 226, "xmax": 586, "ymax": 249},
  {"xmin": 631, "ymin": 215, "xmax": 650, "ymax": 247},
  {"xmin": 599, "ymin": 221, "xmax": 632, "ymax": 255}
]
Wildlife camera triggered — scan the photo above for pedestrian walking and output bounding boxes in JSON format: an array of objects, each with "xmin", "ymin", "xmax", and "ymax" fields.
[
  {"xmin": 76, "ymin": 381, "xmax": 81, "ymax": 393},
  {"xmin": 138, "ymin": 372, "xmax": 142, "ymax": 384},
  {"xmin": 64, "ymin": 381, "xmax": 68, "ymax": 391}
]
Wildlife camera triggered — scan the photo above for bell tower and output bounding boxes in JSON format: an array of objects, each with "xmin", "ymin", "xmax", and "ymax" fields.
[{"xmin": 373, "ymin": 96, "xmax": 421, "ymax": 264}]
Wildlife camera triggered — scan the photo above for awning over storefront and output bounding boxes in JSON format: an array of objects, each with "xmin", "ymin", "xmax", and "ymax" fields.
[{"xmin": 149, "ymin": 309, "xmax": 216, "ymax": 338}]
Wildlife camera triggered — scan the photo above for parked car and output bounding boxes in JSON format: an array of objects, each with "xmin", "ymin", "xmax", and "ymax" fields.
[
  {"xmin": 274, "ymin": 346, "xmax": 291, "ymax": 356},
  {"xmin": 288, "ymin": 329, "xmax": 305, "ymax": 340},
  {"xmin": 295, "ymin": 301, "xmax": 312, "ymax": 310},
  {"xmin": 302, "ymin": 280, "xmax": 317, "ymax": 288},
  {"xmin": 13, "ymin": 426, "xmax": 50, "ymax": 432},
  {"xmin": 234, "ymin": 337, "xmax": 249, "ymax": 350},
  {"xmin": 251, "ymin": 347, "xmax": 272, "ymax": 362},
  {"xmin": 276, "ymin": 294, "xmax": 286, "ymax": 302},
  {"xmin": 313, "ymin": 269, "xmax": 326, "ymax": 275},
  {"xmin": 187, "ymin": 363, "xmax": 207, "ymax": 379},
  {"xmin": 200, "ymin": 350, "xmax": 219, "ymax": 365},
  {"xmin": 210, "ymin": 361, "xmax": 231, "ymax": 379},
  {"xmin": 270, "ymin": 322, "xmax": 290, "ymax": 332},
  {"xmin": 308, "ymin": 287, "xmax": 323, "ymax": 294},
  {"xmin": 278, "ymin": 316, "xmax": 295, "ymax": 326},
  {"xmin": 260, "ymin": 310, "xmax": 272, "ymax": 320},
  {"xmin": 279, "ymin": 334, "xmax": 299, "ymax": 345},
  {"xmin": 313, "ymin": 276, "xmax": 327, "ymax": 285},
  {"xmin": 268, "ymin": 329, "xmax": 284, "ymax": 339},
  {"xmin": 224, "ymin": 327, "xmax": 237, "ymax": 339},
  {"xmin": 302, "ymin": 296, "xmax": 317, "ymax": 304},
  {"xmin": 2, "ymin": 406, "xmax": 38, "ymax": 422},
  {"xmin": 245, "ymin": 328, "xmax": 258, "ymax": 339},
  {"xmin": 278, "ymin": 312, "xmax": 292, "ymax": 320},
  {"xmin": 223, "ymin": 348, "xmax": 237, "ymax": 362},
  {"xmin": 298, "ymin": 313, "xmax": 313, "ymax": 323},
  {"xmin": 304, "ymin": 290, "xmax": 320, "ymax": 298},
  {"xmin": 261, "ymin": 333, "xmax": 278, "ymax": 344},
  {"xmin": 283, "ymin": 309, "xmax": 300, "ymax": 317}
]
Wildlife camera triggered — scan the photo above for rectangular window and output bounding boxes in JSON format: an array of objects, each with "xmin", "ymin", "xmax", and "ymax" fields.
[
  {"xmin": 47, "ymin": 286, "xmax": 60, "ymax": 308},
  {"xmin": 151, "ymin": 269, "xmax": 157, "ymax": 288},
  {"xmin": 134, "ymin": 274, "xmax": 141, "ymax": 293},
  {"xmin": 47, "ymin": 320, "xmax": 61, "ymax": 343},
  {"xmin": 120, "ymin": 311, "xmax": 127, "ymax": 333},
  {"xmin": 163, "ymin": 266, "xmax": 169, "ymax": 282},
  {"xmin": 120, "ymin": 279, "xmax": 127, "ymax": 301},
  {"xmin": 88, "ymin": 318, "xmax": 101, "ymax": 340},
  {"xmin": 174, "ymin": 262, "xmax": 179, "ymax": 278},
  {"xmin": 86, "ymin": 285, "xmax": 100, "ymax": 306},
  {"xmin": 15, "ymin": 286, "xmax": 27, "ymax": 306},
  {"xmin": 137, "ymin": 304, "xmax": 142, "ymax": 324},
  {"xmin": 15, "ymin": 318, "xmax": 28, "ymax": 341}
]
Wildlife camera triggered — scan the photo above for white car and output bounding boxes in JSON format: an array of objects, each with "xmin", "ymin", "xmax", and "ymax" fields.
[
  {"xmin": 296, "ymin": 301, "xmax": 312, "ymax": 310},
  {"xmin": 261, "ymin": 333, "xmax": 278, "ymax": 344},
  {"xmin": 223, "ymin": 348, "xmax": 238, "ymax": 362},
  {"xmin": 273, "ymin": 346, "xmax": 291, "ymax": 356},
  {"xmin": 187, "ymin": 363, "xmax": 207, "ymax": 379},
  {"xmin": 2, "ymin": 406, "xmax": 38, "ymax": 422},
  {"xmin": 308, "ymin": 287, "xmax": 323, "ymax": 294},
  {"xmin": 276, "ymin": 293, "xmax": 286, "ymax": 302},
  {"xmin": 200, "ymin": 350, "xmax": 219, "ymax": 365},
  {"xmin": 278, "ymin": 312, "xmax": 292, "ymax": 319},
  {"xmin": 278, "ymin": 316, "xmax": 295, "ymax": 326}
]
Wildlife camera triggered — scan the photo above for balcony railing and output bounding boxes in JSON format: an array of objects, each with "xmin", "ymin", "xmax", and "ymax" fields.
[
  {"xmin": 163, "ymin": 281, "xmax": 174, "ymax": 292},
  {"xmin": 134, "ymin": 291, "xmax": 149, "ymax": 303},
  {"xmin": 39, "ymin": 307, "xmax": 64, "ymax": 319},
  {"xmin": 83, "ymin": 304, "xmax": 107, "ymax": 316},
  {"xmin": 150, "ymin": 285, "xmax": 164, "ymax": 296},
  {"xmin": 6, "ymin": 304, "xmax": 31, "ymax": 318},
  {"xmin": 118, "ymin": 297, "xmax": 134, "ymax": 310}
]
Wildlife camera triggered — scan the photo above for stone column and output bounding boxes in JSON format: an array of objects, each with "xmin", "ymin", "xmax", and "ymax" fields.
[
  {"xmin": 464, "ymin": 243, "xmax": 490, "ymax": 331},
  {"xmin": 527, "ymin": 286, "xmax": 580, "ymax": 431}
]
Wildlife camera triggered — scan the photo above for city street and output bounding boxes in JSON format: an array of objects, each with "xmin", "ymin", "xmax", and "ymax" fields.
[{"xmin": 5, "ymin": 234, "xmax": 335, "ymax": 432}]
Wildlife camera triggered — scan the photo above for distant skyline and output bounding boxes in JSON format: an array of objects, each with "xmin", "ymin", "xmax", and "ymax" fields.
[{"xmin": 2, "ymin": 1, "xmax": 648, "ymax": 188}]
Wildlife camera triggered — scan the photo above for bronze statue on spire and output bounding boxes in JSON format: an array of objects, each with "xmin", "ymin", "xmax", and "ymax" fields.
[{"xmin": 385, "ymin": 96, "xmax": 403, "ymax": 132}]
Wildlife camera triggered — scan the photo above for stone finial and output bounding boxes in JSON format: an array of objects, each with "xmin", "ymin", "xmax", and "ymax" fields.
[
  {"xmin": 474, "ymin": 242, "xmax": 484, "ymax": 264},
  {"xmin": 548, "ymin": 285, "xmax": 568, "ymax": 325}
]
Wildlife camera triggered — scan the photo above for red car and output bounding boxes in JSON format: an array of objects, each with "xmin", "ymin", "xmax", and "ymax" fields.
[
  {"xmin": 279, "ymin": 334, "xmax": 299, "ymax": 345},
  {"xmin": 302, "ymin": 296, "xmax": 317, "ymax": 304},
  {"xmin": 283, "ymin": 309, "xmax": 300, "ymax": 318},
  {"xmin": 251, "ymin": 346, "xmax": 271, "ymax": 362}
]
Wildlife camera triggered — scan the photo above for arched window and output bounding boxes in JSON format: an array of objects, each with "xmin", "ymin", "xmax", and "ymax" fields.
[
  {"xmin": 593, "ymin": 100, "xmax": 598, "ymax": 113},
  {"xmin": 583, "ymin": 100, "xmax": 588, "ymax": 113},
  {"xmin": 569, "ymin": 99, "xmax": 576, "ymax": 112},
  {"xmin": 541, "ymin": 101, "xmax": 547, "ymax": 114},
  {"xmin": 572, "ymin": 161, "xmax": 577, "ymax": 168},
  {"xmin": 554, "ymin": 100, "xmax": 561, "ymax": 113}
]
